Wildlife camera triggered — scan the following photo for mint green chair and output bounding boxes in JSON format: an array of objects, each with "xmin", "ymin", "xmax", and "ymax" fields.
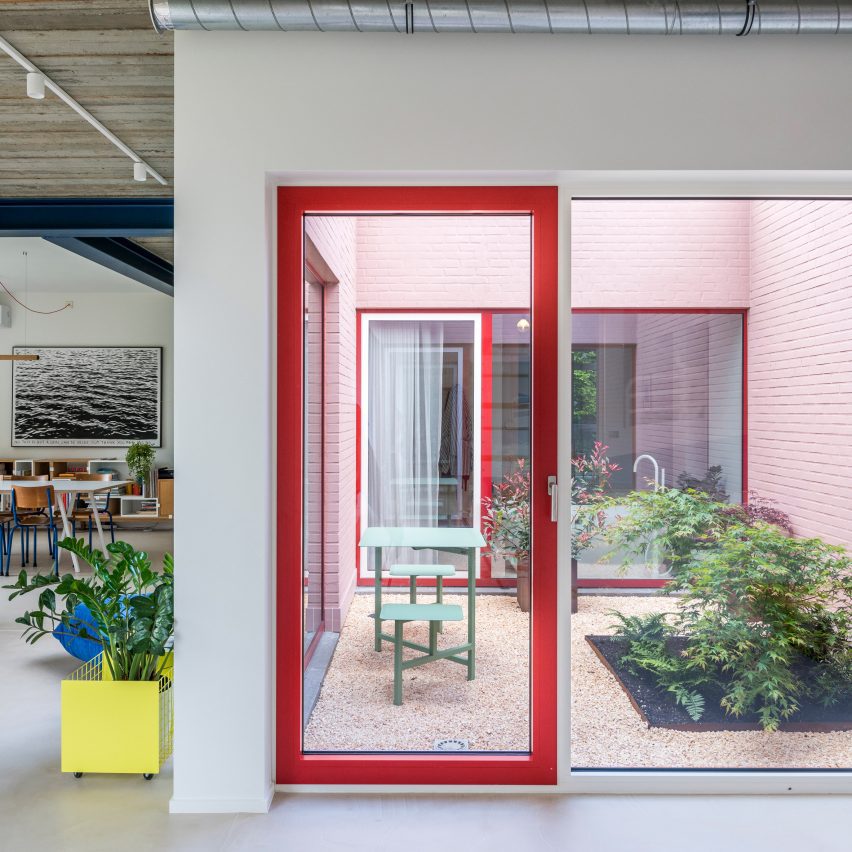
[{"xmin": 379, "ymin": 603, "xmax": 465, "ymax": 705}]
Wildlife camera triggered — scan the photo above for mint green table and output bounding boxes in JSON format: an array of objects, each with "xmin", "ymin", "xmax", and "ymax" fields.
[{"xmin": 359, "ymin": 526, "xmax": 486, "ymax": 681}]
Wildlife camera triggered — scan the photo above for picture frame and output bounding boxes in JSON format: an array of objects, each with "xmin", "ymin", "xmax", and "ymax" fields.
[{"xmin": 12, "ymin": 346, "xmax": 162, "ymax": 447}]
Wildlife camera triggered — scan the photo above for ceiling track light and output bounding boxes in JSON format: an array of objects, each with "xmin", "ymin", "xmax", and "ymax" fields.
[
  {"xmin": 0, "ymin": 35, "xmax": 167, "ymax": 186},
  {"xmin": 26, "ymin": 71, "xmax": 44, "ymax": 99}
]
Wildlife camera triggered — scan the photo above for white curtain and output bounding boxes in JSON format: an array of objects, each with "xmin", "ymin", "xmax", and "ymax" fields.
[{"xmin": 368, "ymin": 320, "xmax": 444, "ymax": 563}]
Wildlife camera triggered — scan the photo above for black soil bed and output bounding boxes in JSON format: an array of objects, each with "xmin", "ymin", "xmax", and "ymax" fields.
[{"xmin": 587, "ymin": 635, "xmax": 852, "ymax": 732}]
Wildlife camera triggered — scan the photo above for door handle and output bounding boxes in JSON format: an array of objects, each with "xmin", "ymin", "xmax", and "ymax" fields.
[{"xmin": 547, "ymin": 475, "xmax": 558, "ymax": 523}]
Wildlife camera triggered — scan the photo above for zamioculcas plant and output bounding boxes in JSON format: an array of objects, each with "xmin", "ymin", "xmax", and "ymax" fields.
[{"xmin": 5, "ymin": 538, "xmax": 173, "ymax": 682}]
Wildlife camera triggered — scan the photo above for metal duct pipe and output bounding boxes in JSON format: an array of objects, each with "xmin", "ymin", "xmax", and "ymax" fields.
[{"xmin": 150, "ymin": 1, "xmax": 852, "ymax": 34}]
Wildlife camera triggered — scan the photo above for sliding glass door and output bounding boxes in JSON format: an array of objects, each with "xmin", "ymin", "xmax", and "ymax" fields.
[{"xmin": 277, "ymin": 186, "xmax": 557, "ymax": 785}]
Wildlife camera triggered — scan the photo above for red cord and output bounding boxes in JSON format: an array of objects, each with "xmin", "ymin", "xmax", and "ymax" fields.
[{"xmin": 0, "ymin": 278, "xmax": 72, "ymax": 315}]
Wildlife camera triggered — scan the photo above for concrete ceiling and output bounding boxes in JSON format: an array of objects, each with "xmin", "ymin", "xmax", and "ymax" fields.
[{"xmin": 0, "ymin": 2, "xmax": 174, "ymax": 265}]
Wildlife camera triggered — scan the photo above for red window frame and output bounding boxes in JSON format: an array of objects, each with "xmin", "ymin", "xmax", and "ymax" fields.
[
  {"xmin": 276, "ymin": 186, "xmax": 558, "ymax": 785},
  {"xmin": 354, "ymin": 306, "xmax": 530, "ymax": 592}
]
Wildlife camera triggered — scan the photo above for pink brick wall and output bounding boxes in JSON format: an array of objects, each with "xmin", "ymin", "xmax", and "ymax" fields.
[
  {"xmin": 304, "ymin": 217, "xmax": 358, "ymax": 632},
  {"xmin": 571, "ymin": 200, "xmax": 750, "ymax": 308},
  {"xmin": 355, "ymin": 202, "xmax": 752, "ymax": 309},
  {"xmin": 355, "ymin": 216, "xmax": 530, "ymax": 308},
  {"xmin": 303, "ymin": 279, "xmax": 324, "ymax": 633},
  {"xmin": 748, "ymin": 200, "xmax": 852, "ymax": 547}
]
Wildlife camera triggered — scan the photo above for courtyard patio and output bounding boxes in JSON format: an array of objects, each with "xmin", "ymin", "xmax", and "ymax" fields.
[{"xmin": 304, "ymin": 592, "xmax": 530, "ymax": 752}]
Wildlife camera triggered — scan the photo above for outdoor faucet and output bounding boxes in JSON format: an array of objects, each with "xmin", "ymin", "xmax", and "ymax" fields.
[{"xmin": 633, "ymin": 453, "xmax": 665, "ymax": 491}]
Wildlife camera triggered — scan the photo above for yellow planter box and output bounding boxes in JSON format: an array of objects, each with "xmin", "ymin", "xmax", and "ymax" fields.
[{"xmin": 61, "ymin": 654, "xmax": 174, "ymax": 777}]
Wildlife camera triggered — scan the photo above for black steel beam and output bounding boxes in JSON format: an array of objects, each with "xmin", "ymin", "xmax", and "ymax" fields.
[
  {"xmin": 0, "ymin": 198, "xmax": 173, "ymax": 237},
  {"xmin": 44, "ymin": 237, "xmax": 174, "ymax": 296}
]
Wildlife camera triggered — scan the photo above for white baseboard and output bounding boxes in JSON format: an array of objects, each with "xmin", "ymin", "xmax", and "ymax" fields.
[{"xmin": 169, "ymin": 785, "xmax": 274, "ymax": 814}]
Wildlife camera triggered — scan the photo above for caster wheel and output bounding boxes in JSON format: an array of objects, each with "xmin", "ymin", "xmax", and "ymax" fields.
[
  {"xmin": 73, "ymin": 772, "xmax": 83, "ymax": 779},
  {"xmin": 143, "ymin": 773, "xmax": 154, "ymax": 781}
]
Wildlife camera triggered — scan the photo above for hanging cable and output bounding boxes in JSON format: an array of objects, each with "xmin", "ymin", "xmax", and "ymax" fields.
[{"xmin": 0, "ymin": 252, "xmax": 72, "ymax": 316}]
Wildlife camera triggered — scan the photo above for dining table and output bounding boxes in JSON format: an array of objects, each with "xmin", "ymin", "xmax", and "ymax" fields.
[
  {"xmin": 358, "ymin": 526, "xmax": 486, "ymax": 678},
  {"xmin": 0, "ymin": 479, "xmax": 129, "ymax": 573}
]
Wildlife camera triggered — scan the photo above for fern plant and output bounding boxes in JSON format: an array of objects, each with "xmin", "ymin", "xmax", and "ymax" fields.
[{"xmin": 610, "ymin": 612, "xmax": 707, "ymax": 722}]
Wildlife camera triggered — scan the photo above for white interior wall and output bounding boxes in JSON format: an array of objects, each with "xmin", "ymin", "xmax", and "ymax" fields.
[
  {"xmin": 0, "ymin": 290, "xmax": 174, "ymax": 465},
  {"xmin": 173, "ymin": 31, "xmax": 852, "ymax": 812}
]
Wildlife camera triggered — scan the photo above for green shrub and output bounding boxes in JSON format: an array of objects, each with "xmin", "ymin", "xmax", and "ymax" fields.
[
  {"xmin": 609, "ymin": 522, "xmax": 852, "ymax": 730},
  {"xmin": 601, "ymin": 487, "xmax": 725, "ymax": 578}
]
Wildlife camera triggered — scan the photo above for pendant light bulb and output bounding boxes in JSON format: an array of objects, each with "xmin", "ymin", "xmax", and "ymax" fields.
[
  {"xmin": 133, "ymin": 162, "xmax": 148, "ymax": 182},
  {"xmin": 26, "ymin": 72, "xmax": 45, "ymax": 100}
]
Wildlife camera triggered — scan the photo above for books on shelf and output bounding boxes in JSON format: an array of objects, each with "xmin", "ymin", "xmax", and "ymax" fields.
[{"xmin": 136, "ymin": 499, "xmax": 159, "ymax": 516}]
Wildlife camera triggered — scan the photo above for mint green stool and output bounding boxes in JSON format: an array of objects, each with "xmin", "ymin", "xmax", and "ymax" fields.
[
  {"xmin": 389, "ymin": 563, "xmax": 454, "ymax": 630},
  {"xmin": 379, "ymin": 603, "xmax": 465, "ymax": 706}
]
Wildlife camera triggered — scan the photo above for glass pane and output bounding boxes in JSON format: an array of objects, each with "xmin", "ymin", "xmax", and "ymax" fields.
[
  {"xmin": 571, "ymin": 199, "xmax": 852, "ymax": 772},
  {"xmin": 490, "ymin": 313, "xmax": 531, "ymax": 581},
  {"xmin": 572, "ymin": 312, "xmax": 743, "ymax": 587},
  {"xmin": 303, "ymin": 279, "xmax": 324, "ymax": 659},
  {"xmin": 302, "ymin": 215, "xmax": 532, "ymax": 753}
]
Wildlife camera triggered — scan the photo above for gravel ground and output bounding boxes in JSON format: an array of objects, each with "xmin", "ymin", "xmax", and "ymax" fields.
[
  {"xmin": 304, "ymin": 591, "xmax": 852, "ymax": 766},
  {"xmin": 571, "ymin": 595, "xmax": 852, "ymax": 769},
  {"xmin": 304, "ymin": 593, "xmax": 530, "ymax": 752}
]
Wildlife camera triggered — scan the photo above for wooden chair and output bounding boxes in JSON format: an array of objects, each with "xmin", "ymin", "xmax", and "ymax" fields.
[
  {"xmin": 70, "ymin": 473, "xmax": 115, "ymax": 550},
  {"xmin": 6, "ymin": 483, "xmax": 58, "ymax": 576},
  {"xmin": 6, "ymin": 474, "xmax": 51, "ymax": 566}
]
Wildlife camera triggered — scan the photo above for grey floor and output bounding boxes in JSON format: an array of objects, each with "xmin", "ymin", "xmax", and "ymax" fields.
[{"xmin": 1, "ymin": 528, "xmax": 850, "ymax": 852}]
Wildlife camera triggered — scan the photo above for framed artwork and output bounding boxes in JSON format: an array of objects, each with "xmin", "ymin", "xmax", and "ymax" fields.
[{"xmin": 12, "ymin": 346, "xmax": 162, "ymax": 447}]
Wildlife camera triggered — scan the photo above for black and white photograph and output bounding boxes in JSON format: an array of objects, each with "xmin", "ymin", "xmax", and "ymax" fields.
[{"xmin": 12, "ymin": 346, "xmax": 161, "ymax": 447}]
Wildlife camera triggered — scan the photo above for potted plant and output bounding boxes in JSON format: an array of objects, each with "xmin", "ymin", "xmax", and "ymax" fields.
[
  {"xmin": 571, "ymin": 442, "xmax": 620, "ymax": 612},
  {"xmin": 482, "ymin": 459, "xmax": 531, "ymax": 611},
  {"xmin": 126, "ymin": 441, "xmax": 156, "ymax": 496},
  {"xmin": 5, "ymin": 538, "xmax": 174, "ymax": 778}
]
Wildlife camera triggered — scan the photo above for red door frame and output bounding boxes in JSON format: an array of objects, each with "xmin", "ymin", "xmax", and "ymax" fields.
[{"xmin": 277, "ymin": 186, "xmax": 558, "ymax": 785}]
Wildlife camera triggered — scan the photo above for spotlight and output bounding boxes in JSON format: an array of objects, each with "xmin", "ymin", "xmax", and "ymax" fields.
[
  {"xmin": 133, "ymin": 162, "xmax": 148, "ymax": 182},
  {"xmin": 26, "ymin": 72, "xmax": 44, "ymax": 99}
]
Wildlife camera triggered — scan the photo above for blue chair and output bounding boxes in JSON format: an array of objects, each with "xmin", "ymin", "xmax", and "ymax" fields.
[{"xmin": 6, "ymin": 483, "xmax": 59, "ymax": 576}]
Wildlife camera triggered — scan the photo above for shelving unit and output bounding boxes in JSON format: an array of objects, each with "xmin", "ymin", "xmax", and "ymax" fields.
[
  {"xmin": 118, "ymin": 495, "xmax": 160, "ymax": 520},
  {"xmin": 0, "ymin": 457, "xmax": 174, "ymax": 523}
]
